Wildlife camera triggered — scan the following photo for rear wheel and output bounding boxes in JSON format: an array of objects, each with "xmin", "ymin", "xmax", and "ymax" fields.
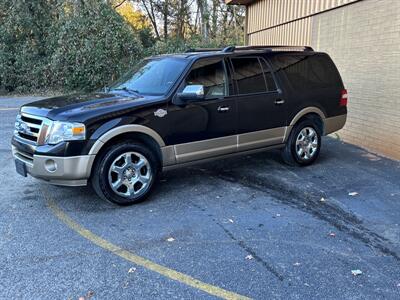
[
  {"xmin": 91, "ymin": 141, "xmax": 159, "ymax": 205},
  {"xmin": 282, "ymin": 119, "xmax": 321, "ymax": 166}
]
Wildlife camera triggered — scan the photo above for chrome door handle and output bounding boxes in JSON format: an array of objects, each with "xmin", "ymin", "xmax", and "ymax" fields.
[
  {"xmin": 217, "ymin": 106, "xmax": 230, "ymax": 112},
  {"xmin": 274, "ymin": 99, "xmax": 285, "ymax": 105}
]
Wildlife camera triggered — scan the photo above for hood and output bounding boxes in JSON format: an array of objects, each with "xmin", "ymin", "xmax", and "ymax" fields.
[{"xmin": 20, "ymin": 92, "xmax": 165, "ymax": 123}]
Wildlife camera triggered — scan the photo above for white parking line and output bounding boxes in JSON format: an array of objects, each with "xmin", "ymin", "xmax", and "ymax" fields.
[{"xmin": 43, "ymin": 188, "xmax": 251, "ymax": 300}]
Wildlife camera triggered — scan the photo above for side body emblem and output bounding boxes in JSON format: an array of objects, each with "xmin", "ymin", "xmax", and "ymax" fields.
[{"xmin": 154, "ymin": 109, "xmax": 168, "ymax": 118}]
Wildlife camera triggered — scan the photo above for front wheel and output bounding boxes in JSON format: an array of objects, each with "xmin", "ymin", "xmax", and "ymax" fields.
[
  {"xmin": 282, "ymin": 119, "xmax": 321, "ymax": 166},
  {"xmin": 91, "ymin": 142, "xmax": 159, "ymax": 205}
]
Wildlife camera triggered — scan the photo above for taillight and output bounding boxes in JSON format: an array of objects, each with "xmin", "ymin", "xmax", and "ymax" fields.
[{"xmin": 340, "ymin": 89, "xmax": 348, "ymax": 106}]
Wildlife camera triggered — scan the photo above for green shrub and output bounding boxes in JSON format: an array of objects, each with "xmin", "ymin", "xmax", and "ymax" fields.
[
  {"xmin": 49, "ymin": 1, "xmax": 143, "ymax": 92},
  {"xmin": 0, "ymin": 0, "xmax": 57, "ymax": 93},
  {"xmin": 0, "ymin": 0, "xmax": 143, "ymax": 94}
]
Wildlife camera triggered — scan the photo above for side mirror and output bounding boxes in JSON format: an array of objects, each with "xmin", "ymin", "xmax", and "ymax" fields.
[{"xmin": 177, "ymin": 85, "xmax": 205, "ymax": 102}]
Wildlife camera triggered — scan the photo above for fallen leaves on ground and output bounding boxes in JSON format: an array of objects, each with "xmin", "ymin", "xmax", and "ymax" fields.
[
  {"xmin": 166, "ymin": 237, "xmax": 175, "ymax": 242},
  {"xmin": 320, "ymin": 197, "xmax": 326, "ymax": 202},
  {"xmin": 128, "ymin": 267, "xmax": 136, "ymax": 273},
  {"xmin": 245, "ymin": 254, "xmax": 253, "ymax": 260},
  {"xmin": 78, "ymin": 291, "xmax": 94, "ymax": 300},
  {"xmin": 348, "ymin": 192, "xmax": 359, "ymax": 197},
  {"xmin": 362, "ymin": 153, "xmax": 381, "ymax": 161},
  {"xmin": 329, "ymin": 232, "xmax": 336, "ymax": 237},
  {"xmin": 293, "ymin": 262, "xmax": 301, "ymax": 266},
  {"xmin": 351, "ymin": 269, "xmax": 363, "ymax": 276}
]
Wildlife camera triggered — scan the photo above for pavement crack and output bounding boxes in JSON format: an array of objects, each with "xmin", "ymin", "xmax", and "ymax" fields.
[
  {"xmin": 196, "ymin": 168, "xmax": 400, "ymax": 262},
  {"xmin": 216, "ymin": 222, "xmax": 285, "ymax": 282}
]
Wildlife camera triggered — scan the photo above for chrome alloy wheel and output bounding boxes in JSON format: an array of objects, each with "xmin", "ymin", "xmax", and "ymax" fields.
[
  {"xmin": 295, "ymin": 127, "xmax": 319, "ymax": 160},
  {"xmin": 108, "ymin": 152, "xmax": 152, "ymax": 198}
]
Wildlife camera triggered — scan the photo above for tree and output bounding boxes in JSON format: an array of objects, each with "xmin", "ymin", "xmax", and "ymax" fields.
[{"xmin": 0, "ymin": 0, "xmax": 144, "ymax": 93}]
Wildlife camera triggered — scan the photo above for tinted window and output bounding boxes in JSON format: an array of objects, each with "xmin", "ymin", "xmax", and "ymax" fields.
[
  {"xmin": 231, "ymin": 57, "xmax": 266, "ymax": 94},
  {"xmin": 260, "ymin": 58, "xmax": 277, "ymax": 91},
  {"xmin": 111, "ymin": 58, "xmax": 187, "ymax": 95},
  {"xmin": 185, "ymin": 59, "xmax": 227, "ymax": 99},
  {"xmin": 272, "ymin": 54, "xmax": 342, "ymax": 90}
]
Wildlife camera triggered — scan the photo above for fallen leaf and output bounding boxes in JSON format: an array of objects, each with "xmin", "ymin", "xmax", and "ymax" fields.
[
  {"xmin": 128, "ymin": 267, "xmax": 136, "ymax": 273},
  {"xmin": 304, "ymin": 283, "xmax": 310, "ymax": 287},
  {"xmin": 166, "ymin": 237, "xmax": 175, "ymax": 242},
  {"xmin": 245, "ymin": 254, "xmax": 253, "ymax": 260},
  {"xmin": 348, "ymin": 192, "xmax": 359, "ymax": 197},
  {"xmin": 351, "ymin": 269, "xmax": 363, "ymax": 276},
  {"xmin": 276, "ymin": 213, "xmax": 281, "ymax": 217},
  {"xmin": 329, "ymin": 232, "xmax": 336, "ymax": 237},
  {"xmin": 293, "ymin": 262, "xmax": 301, "ymax": 266},
  {"xmin": 362, "ymin": 153, "xmax": 381, "ymax": 161},
  {"xmin": 228, "ymin": 218, "xmax": 234, "ymax": 223},
  {"xmin": 216, "ymin": 195, "xmax": 222, "ymax": 199},
  {"xmin": 320, "ymin": 197, "xmax": 326, "ymax": 202}
]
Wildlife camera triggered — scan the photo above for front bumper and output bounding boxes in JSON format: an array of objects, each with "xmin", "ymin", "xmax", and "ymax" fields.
[{"xmin": 12, "ymin": 146, "xmax": 95, "ymax": 186}]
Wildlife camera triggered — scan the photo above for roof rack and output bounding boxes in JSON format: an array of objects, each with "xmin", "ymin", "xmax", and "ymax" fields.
[
  {"xmin": 185, "ymin": 47, "xmax": 224, "ymax": 53},
  {"xmin": 185, "ymin": 45, "xmax": 313, "ymax": 53},
  {"xmin": 235, "ymin": 45, "xmax": 314, "ymax": 52}
]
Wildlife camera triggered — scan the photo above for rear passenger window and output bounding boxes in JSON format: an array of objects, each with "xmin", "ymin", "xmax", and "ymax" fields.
[
  {"xmin": 272, "ymin": 54, "xmax": 342, "ymax": 90},
  {"xmin": 231, "ymin": 58, "xmax": 267, "ymax": 94}
]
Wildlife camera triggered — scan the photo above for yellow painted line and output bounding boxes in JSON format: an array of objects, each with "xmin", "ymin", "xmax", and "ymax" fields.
[
  {"xmin": 42, "ymin": 189, "xmax": 251, "ymax": 300},
  {"xmin": 0, "ymin": 107, "xmax": 19, "ymax": 111}
]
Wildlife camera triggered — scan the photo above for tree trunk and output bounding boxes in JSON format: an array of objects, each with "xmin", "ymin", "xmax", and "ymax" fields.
[
  {"xmin": 163, "ymin": 0, "xmax": 168, "ymax": 39},
  {"xmin": 212, "ymin": 0, "xmax": 217, "ymax": 39},
  {"xmin": 141, "ymin": 0, "xmax": 160, "ymax": 39}
]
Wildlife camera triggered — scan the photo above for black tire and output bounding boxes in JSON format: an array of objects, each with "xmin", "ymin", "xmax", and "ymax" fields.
[
  {"xmin": 91, "ymin": 141, "xmax": 160, "ymax": 206},
  {"xmin": 282, "ymin": 119, "xmax": 322, "ymax": 166}
]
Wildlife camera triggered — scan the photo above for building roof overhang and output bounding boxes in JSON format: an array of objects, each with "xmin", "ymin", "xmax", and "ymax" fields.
[{"xmin": 226, "ymin": 0, "xmax": 255, "ymax": 5}]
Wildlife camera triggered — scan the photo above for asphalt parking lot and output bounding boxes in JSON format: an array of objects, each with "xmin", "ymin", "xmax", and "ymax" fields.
[{"xmin": 1, "ymin": 97, "xmax": 400, "ymax": 300}]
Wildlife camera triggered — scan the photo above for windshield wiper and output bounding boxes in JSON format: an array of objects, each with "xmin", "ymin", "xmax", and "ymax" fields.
[{"xmin": 113, "ymin": 87, "xmax": 140, "ymax": 95}]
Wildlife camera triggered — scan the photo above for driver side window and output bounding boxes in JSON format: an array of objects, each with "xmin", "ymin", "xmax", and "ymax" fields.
[{"xmin": 185, "ymin": 59, "xmax": 227, "ymax": 100}]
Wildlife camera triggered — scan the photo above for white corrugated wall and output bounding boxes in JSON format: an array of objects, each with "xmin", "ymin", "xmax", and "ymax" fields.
[{"xmin": 247, "ymin": 0, "xmax": 359, "ymax": 45}]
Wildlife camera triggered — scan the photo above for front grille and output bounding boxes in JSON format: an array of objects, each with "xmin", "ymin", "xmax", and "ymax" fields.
[{"xmin": 15, "ymin": 113, "xmax": 49, "ymax": 145}]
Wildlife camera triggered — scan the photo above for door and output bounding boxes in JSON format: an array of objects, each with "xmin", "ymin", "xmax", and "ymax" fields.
[
  {"xmin": 230, "ymin": 56, "xmax": 287, "ymax": 151},
  {"xmin": 167, "ymin": 57, "xmax": 237, "ymax": 163}
]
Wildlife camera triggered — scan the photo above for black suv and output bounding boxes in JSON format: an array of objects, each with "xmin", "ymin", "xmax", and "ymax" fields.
[{"xmin": 12, "ymin": 46, "xmax": 347, "ymax": 205}]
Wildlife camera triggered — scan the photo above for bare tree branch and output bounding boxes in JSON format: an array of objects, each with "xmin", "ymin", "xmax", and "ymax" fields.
[{"xmin": 113, "ymin": 0, "xmax": 127, "ymax": 9}]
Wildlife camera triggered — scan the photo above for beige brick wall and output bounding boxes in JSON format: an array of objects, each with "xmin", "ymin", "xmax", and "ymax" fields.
[{"xmin": 310, "ymin": 0, "xmax": 400, "ymax": 159}]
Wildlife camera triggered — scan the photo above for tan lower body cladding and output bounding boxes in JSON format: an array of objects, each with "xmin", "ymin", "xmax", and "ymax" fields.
[{"xmin": 161, "ymin": 114, "xmax": 346, "ymax": 167}]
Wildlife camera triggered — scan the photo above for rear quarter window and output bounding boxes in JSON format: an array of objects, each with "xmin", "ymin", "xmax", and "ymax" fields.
[{"xmin": 272, "ymin": 54, "xmax": 342, "ymax": 90}]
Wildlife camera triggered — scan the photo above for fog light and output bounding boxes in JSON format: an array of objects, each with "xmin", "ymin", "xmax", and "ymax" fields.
[{"xmin": 45, "ymin": 159, "xmax": 57, "ymax": 172}]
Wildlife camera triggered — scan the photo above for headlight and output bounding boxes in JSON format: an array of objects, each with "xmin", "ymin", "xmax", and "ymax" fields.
[{"xmin": 46, "ymin": 121, "xmax": 86, "ymax": 145}]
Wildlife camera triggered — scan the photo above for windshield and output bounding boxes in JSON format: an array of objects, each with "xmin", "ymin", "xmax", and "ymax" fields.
[{"xmin": 110, "ymin": 57, "xmax": 188, "ymax": 95}]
